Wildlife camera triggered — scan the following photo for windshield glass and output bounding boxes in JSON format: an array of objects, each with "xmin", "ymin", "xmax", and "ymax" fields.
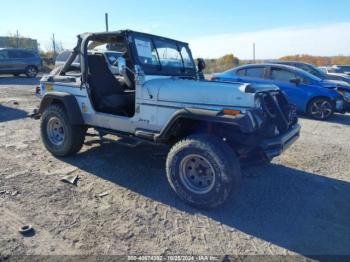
[
  {"xmin": 294, "ymin": 67, "xmax": 322, "ymax": 82},
  {"xmin": 104, "ymin": 52, "xmax": 122, "ymax": 65},
  {"xmin": 132, "ymin": 34, "xmax": 196, "ymax": 76},
  {"xmin": 293, "ymin": 63, "xmax": 325, "ymax": 79},
  {"xmin": 337, "ymin": 66, "xmax": 350, "ymax": 72}
]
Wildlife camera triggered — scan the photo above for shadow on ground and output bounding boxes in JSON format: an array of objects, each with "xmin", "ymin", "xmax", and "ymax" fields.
[
  {"xmin": 62, "ymin": 141, "xmax": 350, "ymax": 257},
  {"xmin": 0, "ymin": 104, "xmax": 28, "ymax": 122},
  {"xmin": 299, "ymin": 113, "xmax": 350, "ymax": 126},
  {"xmin": 327, "ymin": 113, "xmax": 350, "ymax": 126},
  {"xmin": 0, "ymin": 75, "xmax": 40, "ymax": 86}
]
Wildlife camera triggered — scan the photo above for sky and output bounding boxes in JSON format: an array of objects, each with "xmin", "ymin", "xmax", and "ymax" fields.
[{"xmin": 1, "ymin": 0, "xmax": 350, "ymax": 59}]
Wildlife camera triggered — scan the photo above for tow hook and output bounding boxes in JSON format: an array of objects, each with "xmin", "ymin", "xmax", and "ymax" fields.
[{"xmin": 28, "ymin": 108, "xmax": 41, "ymax": 120}]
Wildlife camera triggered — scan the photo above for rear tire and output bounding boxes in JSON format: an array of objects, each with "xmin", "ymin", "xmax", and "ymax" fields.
[
  {"xmin": 166, "ymin": 134, "xmax": 241, "ymax": 209},
  {"xmin": 40, "ymin": 104, "xmax": 86, "ymax": 156},
  {"xmin": 307, "ymin": 97, "xmax": 334, "ymax": 120},
  {"xmin": 25, "ymin": 66, "xmax": 38, "ymax": 78}
]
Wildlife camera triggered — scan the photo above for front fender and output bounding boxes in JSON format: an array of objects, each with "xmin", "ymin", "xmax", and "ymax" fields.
[
  {"xmin": 38, "ymin": 92, "xmax": 84, "ymax": 125},
  {"xmin": 154, "ymin": 108, "xmax": 255, "ymax": 142}
]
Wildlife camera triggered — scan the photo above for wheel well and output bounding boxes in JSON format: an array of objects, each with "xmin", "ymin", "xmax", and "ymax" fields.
[
  {"xmin": 306, "ymin": 96, "xmax": 334, "ymax": 111},
  {"xmin": 26, "ymin": 65, "xmax": 38, "ymax": 71},
  {"xmin": 40, "ymin": 98, "xmax": 64, "ymax": 113},
  {"xmin": 166, "ymin": 118, "xmax": 241, "ymax": 143},
  {"xmin": 39, "ymin": 94, "xmax": 84, "ymax": 125}
]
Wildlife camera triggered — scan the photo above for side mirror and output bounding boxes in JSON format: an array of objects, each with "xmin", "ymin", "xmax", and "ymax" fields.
[
  {"xmin": 197, "ymin": 58, "xmax": 206, "ymax": 72},
  {"xmin": 117, "ymin": 57, "xmax": 126, "ymax": 75},
  {"xmin": 290, "ymin": 78, "xmax": 301, "ymax": 85}
]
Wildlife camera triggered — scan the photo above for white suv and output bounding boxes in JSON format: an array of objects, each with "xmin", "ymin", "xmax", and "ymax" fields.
[{"xmin": 34, "ymin": 30, "xmax": 300, "ymax": 208}]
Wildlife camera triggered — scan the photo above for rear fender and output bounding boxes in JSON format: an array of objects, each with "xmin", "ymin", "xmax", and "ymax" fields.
[{"xmin": 38, "ymin": 92, "xmax": 84, "ymax": 125}]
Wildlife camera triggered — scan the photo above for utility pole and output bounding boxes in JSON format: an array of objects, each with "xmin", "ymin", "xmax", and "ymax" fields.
[
  {"xmin": 52, "ymin": 33, "xmax": 56, "ymax": 60},
  {"xmin": 16, "ymin": 30, "xmax": 19, "ymax": 48},
  {"xmin": 105, "ymin": 13, "xmax": 109, "ymax": 32},
  {"xmin": 253, "ymin": 43, "xmax": 256, "ymax": 63}
]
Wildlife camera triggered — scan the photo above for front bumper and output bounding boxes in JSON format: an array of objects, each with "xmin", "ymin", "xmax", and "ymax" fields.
[{"xmin": 260, "ymin": 124, "xmax": 301, "ymax": 160}]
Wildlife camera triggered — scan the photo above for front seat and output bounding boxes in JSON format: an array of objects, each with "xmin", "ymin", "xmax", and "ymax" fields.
[{"xmin": 88, "ymin": 54, "xmax": 135, "ymax": 115}]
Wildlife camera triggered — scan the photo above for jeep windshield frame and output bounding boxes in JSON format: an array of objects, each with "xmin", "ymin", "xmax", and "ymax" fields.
[
  {"xmin": 128, "ymin": 32, "xmax": 197, "ymax": 78},
  {"xmin": 71, "ymin": 30, "xmax": 197, "ymax": 83}
]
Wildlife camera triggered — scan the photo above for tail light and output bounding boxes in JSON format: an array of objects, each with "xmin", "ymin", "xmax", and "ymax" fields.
[
  {"xmin": 210, "ymin": 75, "xmax": 217, "ymax": 81},
  {"xmin": 35, "ymin": 86, "xmax": 41, "ymax": 95}
]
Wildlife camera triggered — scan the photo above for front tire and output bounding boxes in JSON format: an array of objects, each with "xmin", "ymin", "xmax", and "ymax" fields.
[
  {"xmin": 40, "ymin": 104, "xmax": 86, "ymax": 156},
  {"xmin": 307, "ymin": 97, "xmax": 334, "ymax": 120},
  {"xmin": 25, "ymin": 66, "xmax": 38, "ymax": 78},
  {"xmin": 166, "ymin": 134, "xmax": 241, "ymax": 209}
]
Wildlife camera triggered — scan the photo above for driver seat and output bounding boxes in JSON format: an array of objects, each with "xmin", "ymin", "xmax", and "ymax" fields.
[{"xmin": 88, "ymin": 54, "xmax": 135, "ymax": 116}]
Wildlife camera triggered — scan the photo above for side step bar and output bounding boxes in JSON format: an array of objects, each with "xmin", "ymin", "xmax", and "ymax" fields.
[{"xmin": 94, "ymin": 127, "xmax": 159, "ymax": 147}]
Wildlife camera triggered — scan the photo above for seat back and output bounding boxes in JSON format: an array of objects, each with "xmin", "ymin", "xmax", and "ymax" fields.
[{"xmin": 88, "ymin": 54, "xmax": 124, "ymax": 103}]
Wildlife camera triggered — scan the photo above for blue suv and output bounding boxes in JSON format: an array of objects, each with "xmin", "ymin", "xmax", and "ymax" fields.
[
  {"xmin": 212, "ymin": 64, "xmax": 350, "ymax": 120},
  {"xmin": 0, "ymin": 48, "xmax": 42, "ymax": 78}
]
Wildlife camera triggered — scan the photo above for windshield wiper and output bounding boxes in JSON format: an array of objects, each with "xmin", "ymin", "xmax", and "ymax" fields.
[
  {"xmin": 176, "ymin": 44, "xmax": 186, "ymax": 73},
  {"xmin": 151, "ymin": 38, "xmax": 162, "ymax": 71}
]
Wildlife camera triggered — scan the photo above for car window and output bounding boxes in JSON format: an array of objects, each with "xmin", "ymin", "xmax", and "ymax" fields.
[
  {"xmin": 7, "ymin": 50, "xmax": 21, "ymax": 59},
  {"xmin": 56, "ymin": 51, "xmax": 71, "ymax": 62},
  {"xmin": 104, "ymin": 52, "xmax": 122, "ymax": 65},
  {"xmin": 245, "ymin": 67, "xmax": 264, "ymax": 78},
  {"xmin": 338, "ymin": 66, "xmax": 350, "ymax": 72},
  {"xmin": 327, "ymin": 67, "xmax": 337, "ymax": 73},
  {"xmin": 21, "ymin": 50, "xmax": 36, "ymax": 58},
  {"xmin": 0, "ymin": 50, "xmax": 8, "ymax": 59},
  {"xmin": 299, "ymin": 64, "xmax": 324, "ymax": 78},
  {"xmin": 134, "ymin": 36, "xmax": 194, "ymax": 69},
  {"xmin": 319, "ymin": 67, "xmax": 327, "ymax": 73},
  {"xmin": 236, "ymin": 69, "xmax": 245, "ymax": 76},
  {"xmin": 153, "ymin": 40, "xmax": 183, "ymax": 68},
  {"xmin": 270, "ymin": 68, "xmax": 297, "ymax": 82}
]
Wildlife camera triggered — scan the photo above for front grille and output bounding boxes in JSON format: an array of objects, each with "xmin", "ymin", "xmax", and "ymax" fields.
[{"xmin": 259, "ymin": 91, "xmax": 296, "ymax": 132}]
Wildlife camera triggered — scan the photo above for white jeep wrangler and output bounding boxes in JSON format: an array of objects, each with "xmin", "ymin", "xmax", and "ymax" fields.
[{"xmin": 35, "ymin": 30, "xmax": 300, "ymax": 208}]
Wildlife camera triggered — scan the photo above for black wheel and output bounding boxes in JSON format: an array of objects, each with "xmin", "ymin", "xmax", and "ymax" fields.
[
  {"xmin": 307, "ymin": 97, "xmax": 334, "ymax": 120},
  {"xmin": 40, "ymin": 104, "xmax": 86, "ymax": 156},
  {"xmin": 166, "ymin": 134, "xmax": 241, "ymax": 209},
  {"xmin": 13, "ymin": 73, "xmax": 20, "ymax": 77},
  {"xmin": 25, "ymin": 66, "xmax": 38, "ymax": 78}
]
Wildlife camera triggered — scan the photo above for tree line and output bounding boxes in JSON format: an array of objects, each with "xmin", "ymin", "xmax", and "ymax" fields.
[
  {"xmin": 203, "ymin": 54, "xmax": 350, "ymax": 74},
  {"xmin": 279, "ymin": 54, "xmax": 350, "ymax": 66}
]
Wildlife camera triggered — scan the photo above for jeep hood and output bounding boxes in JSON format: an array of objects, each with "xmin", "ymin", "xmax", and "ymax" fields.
[{"xmin": 143, "ymin": 78, "xmax": 276, "ymax": 108}]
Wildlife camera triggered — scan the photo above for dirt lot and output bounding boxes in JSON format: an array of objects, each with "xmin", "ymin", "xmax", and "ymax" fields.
[{"xmin": 0, "ymin": 76, "xmax": 350, "ymax": 259}]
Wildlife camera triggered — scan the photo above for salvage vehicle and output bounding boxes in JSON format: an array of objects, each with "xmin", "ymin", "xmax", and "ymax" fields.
[
  {"xmin": 272, "ymin": 61, "xmax": 350, "ymax": 85},
  {"xmin": 318, "ymin": 66, "xmax": 350, "ymax": 83},
  {"xmin": 212, "ymin": 63, "xmax": 350, "ymax": 120},
  {"xmin": 331, "ymin": 65, "xmax": 350, "ymax": 76},
  {"xmin": 34, "ymin": 30, "xmax": 300, "ymax": 208}
]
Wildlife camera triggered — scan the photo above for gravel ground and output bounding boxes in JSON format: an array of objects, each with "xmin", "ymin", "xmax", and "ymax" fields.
[{"xmin": 0, "ymin": 76, "xmax": 349, "ymax": 259}]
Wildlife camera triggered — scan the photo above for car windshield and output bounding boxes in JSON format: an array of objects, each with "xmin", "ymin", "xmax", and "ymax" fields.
[
  {"xmin": 337, "ymin": 66, "xmax": 350, "ymax": 72},
  {"xmin": 293, "ymin": 67, "xmax": 322, "ymax": 82},
  {"xmin": 133, "ymin": 36, "xmax": 195, "ymax": 70},
  {"xmin": 303, "ymin": 64, "xmax": 325, "ymax": 79},
  {"xmin": 104, "ymin": 52, "xmax": 122, "ymax": 65}
]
